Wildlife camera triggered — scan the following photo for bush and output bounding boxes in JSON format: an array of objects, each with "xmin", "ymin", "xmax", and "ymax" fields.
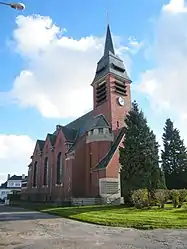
[
  {"xmin": 148, "ymin": 190, "xmax": 157, "ymax": 206},
  {"xmin": 155, "ymin": 189, "xmax": 169, "ymax": 208},
  {"xmin": 131, "ymin": 189, "xmax": 149, "ymax": 209},
  {"xmin": 178, "ymin": 189, "xmax": 187, "ymax": 208},
  {"xmin": 170, "ymin": 189, "xmax": 179, "ymax": 208}
]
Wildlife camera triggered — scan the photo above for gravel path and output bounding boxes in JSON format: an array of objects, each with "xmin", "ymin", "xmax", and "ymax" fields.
[{"xmin": 0, "ymin": 205, "xmax": 187, "ymax": 249}]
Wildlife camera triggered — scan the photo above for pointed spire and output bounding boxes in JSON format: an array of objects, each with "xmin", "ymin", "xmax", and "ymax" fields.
[{"xmin": 104, "ymin": 24, "xmax": 115, "ymax": 57}]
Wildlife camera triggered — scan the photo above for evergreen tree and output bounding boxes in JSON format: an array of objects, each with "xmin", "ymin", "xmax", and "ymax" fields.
[
  {"xmin": 161, "ymin": 118, "xmax": 187, "ymax": 189},
  {"xmin": 119, "ymin": 101, "xmax": 163, "ymax": 203}
]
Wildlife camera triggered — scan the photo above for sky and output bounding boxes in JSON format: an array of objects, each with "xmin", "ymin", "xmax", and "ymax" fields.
[{"xmin": 0, "ymin": 0, "xmax": 187, "ymax": 183}]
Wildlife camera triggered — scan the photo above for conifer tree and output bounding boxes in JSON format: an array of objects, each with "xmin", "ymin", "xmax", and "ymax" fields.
[
  {"xmin": 161, "ymin": 119, "xmax": 187, "ymax": 189},
  {"xmin": 120, "ymin": 101, "xmax": 163, "ymax": 203}
]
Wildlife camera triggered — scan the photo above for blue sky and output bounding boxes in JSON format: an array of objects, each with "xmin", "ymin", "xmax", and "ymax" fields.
[
  {"xmin": 0, "ymin": 0, "xmax": 187, "ymax": 183},
  {"xmin": 0, "ymin": 0, "xmax": 163, "ymax": 137}
]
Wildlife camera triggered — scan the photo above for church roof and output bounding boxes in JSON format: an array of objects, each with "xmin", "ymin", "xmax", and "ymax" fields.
[
  {"xmin": 83, "ymin": 114, "xmax": 110, "ymax": 131},
  {"xmin": 92, "ymin": 24, "xmax": 131, "ymax": 84},
  {"xmin": 37, "ymin": 140, "xmax": 45, "ymax": 151},
  {"xmin": 51, "ymin": 111, "xmax": 111, "ymax": 146},
  {"xmin": 65, "ymin": 113, "xmax": 111, "ymax": 153},
  {"xmin": 47, "ymin": 133, "xmax": 56, "ymax": 146},
  {"xmin": 65, "ymin": 111, "xmax": 94, "ymax": 130},
  {"xmin": 57, "ymin": 126, "xmax": 78, "ymax": 143}
]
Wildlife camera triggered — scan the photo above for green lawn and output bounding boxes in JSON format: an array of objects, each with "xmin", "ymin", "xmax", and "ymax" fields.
[{"xmin": 40, "ymin": 204, "xmax": 187, "ymax": 230}]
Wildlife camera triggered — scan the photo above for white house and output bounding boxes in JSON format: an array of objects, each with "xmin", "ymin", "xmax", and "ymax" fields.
[{"xmin": 0, "ymin": 174, "xmax": 27, "ymax": 201}]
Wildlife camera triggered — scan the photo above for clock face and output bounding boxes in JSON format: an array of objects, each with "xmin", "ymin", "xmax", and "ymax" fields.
[{"xmin": 118, "ymin": 97, "xmax": 125, "ymax": 106}]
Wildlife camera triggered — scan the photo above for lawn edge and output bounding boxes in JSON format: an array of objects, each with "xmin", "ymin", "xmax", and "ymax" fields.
[{"xmin": 40, "ymin": 208, "xmax": 184, "ymax": 230}]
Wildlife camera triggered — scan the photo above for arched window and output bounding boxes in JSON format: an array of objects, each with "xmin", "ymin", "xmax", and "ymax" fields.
[
  {"xmin": 43, "ymin": 157, "xmax": 48, "ymax": 186},
  {"xmin": 56, "ymin": 152, "xmax": 62, "ymax": 184},
  {"xmin": 33, "ymin": 161, "xmax": 37, "ymax": 187}
]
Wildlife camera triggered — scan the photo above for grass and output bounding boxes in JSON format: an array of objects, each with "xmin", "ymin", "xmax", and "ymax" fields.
[{"xmin": 40, "ymin": 204, "xmax": 187, "ymax": 230}]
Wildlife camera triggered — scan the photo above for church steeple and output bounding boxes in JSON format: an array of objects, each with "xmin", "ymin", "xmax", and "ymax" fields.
[
  {"xmin": 92, "ymin": 24, "xmax": 131, "ymax": 85},
  {"xmin": 104, "ymin": 24, "xmax": 115, "ymax": 56},
  {"xmin": 92, "ymin": 23, "xmax": 132, "ymax": 131}
]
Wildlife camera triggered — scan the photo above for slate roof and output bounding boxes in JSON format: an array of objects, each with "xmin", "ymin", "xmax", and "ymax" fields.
[
  {"xmin": 53, "ymin": 126, "xmax": 78, "ymax": 143},
  {"xmin": 8, "ymin": 175, "xmax": 24, "ymax": 181},
  {"xmin": 37, "ymin": 140, "xmax": 45, "ymax": 151},
  {"xmin": 82, "ymin": 114, "xmax": 110, "ymax": 132},
  {"xmin": 104, "ymin": 24, "xmax": 115, "ymax": 56},
  {"xmin": 47, "ymin": 133, "xmax": 56, "ymax": 146},
  {"xmin": 93, "ymin": 127, "xmax": 125, "ymax": 170},
  {"xmin": 66, "ymin": 114, "xmax": 111, "ymax": 153},
  {"xmin": 92, "ymin": 25, "xmax": 131, "ymax": 83},
  {"xmin": 38, "ymin": 111, "xmax": 108, "ymax": 150},
  {"xmin": 65, "ymin": 111, "xmax": 94, "ymax": 130},
  {"xmin": 0, "ymin": 181, "xmax": 7, "ymax": 189}
]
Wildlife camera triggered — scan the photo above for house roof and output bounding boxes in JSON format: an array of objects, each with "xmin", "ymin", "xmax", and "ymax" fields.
[
  {"xmin": 0, "ymin": 181, "xmax": 7, "ymax": 189},
  {"xmin": 8, "ymin": 175, "xmax": 24, "ymax": 181}
]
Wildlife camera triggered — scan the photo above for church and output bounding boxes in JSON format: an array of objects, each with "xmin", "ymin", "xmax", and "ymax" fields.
[{"xmin": 21, "ymin": 25, "xmax": 132, "ymax": 205}]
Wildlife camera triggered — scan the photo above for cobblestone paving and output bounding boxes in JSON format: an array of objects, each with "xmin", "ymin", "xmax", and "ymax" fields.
[{"xmin": 0, "ymin": 205, "xmax": 187, "ymax": 249}]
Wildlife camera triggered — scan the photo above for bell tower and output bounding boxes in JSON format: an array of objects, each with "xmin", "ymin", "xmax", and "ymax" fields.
[{"xmin": 92, "ymin": 25, "xmax": 132, "ymax": 131}]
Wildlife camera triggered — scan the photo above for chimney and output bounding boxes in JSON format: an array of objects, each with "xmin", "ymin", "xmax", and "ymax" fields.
[
  {"xmin": 22, "ymin": 174, "xmax": 25, "ymax": 179},
  {"xmin": 7, "ymin": 174, "xmax": 10, "ymax": 180}
]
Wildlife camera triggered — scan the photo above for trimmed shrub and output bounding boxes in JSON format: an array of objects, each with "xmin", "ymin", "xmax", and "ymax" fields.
[
  {"xmin": 148, "ymin": 190, "xmax": 157, "ymax": 206},
  {"xmin": 155, "ymin": 189, "xmax": 169, "ymax": 208},
  {"xmin": 170, "ymin": 189, "xmax": 179, "ymax": 208},
  {"xmin": 131, "ymin": 189, "xmax": 149, "ymax": 209},
  {"xmin": 178, "ymin": 189, "xmax": 187, "ymax": 208}
]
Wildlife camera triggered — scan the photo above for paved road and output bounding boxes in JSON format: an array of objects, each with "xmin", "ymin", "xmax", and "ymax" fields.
[{"xmin": 0, "ymin": 205, "xmax": 187, "ymax": 249}]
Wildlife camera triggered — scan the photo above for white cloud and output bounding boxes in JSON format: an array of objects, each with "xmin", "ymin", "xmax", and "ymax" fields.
[
  {"xmin": 138, "ymin": 0, "xmax": 187, "ymax": 129},
  {"xmin": 8, "ymin": 15, "xmax": 140, "ymax": 119},
  {"xmin": 162, "ymin": 0, "xmax": 187, "ymax": 13},
  {"xmin": 0, "ymin": 134, "xmax": 35, "ymax": 184}
]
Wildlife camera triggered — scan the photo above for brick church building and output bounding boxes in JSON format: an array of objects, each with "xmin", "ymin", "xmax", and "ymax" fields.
[{"xmin": 21, "ymin": 25, "xmax": 132, "ymax": 204}]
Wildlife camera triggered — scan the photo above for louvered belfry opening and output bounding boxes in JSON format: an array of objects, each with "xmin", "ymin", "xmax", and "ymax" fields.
[
  {"xmin": 114, "ymin": 81, "xmax": 127, "ymax": 96},
  {"xmin": 96, "ymin": 81, "xmax": 107, "ymax": 105}
]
